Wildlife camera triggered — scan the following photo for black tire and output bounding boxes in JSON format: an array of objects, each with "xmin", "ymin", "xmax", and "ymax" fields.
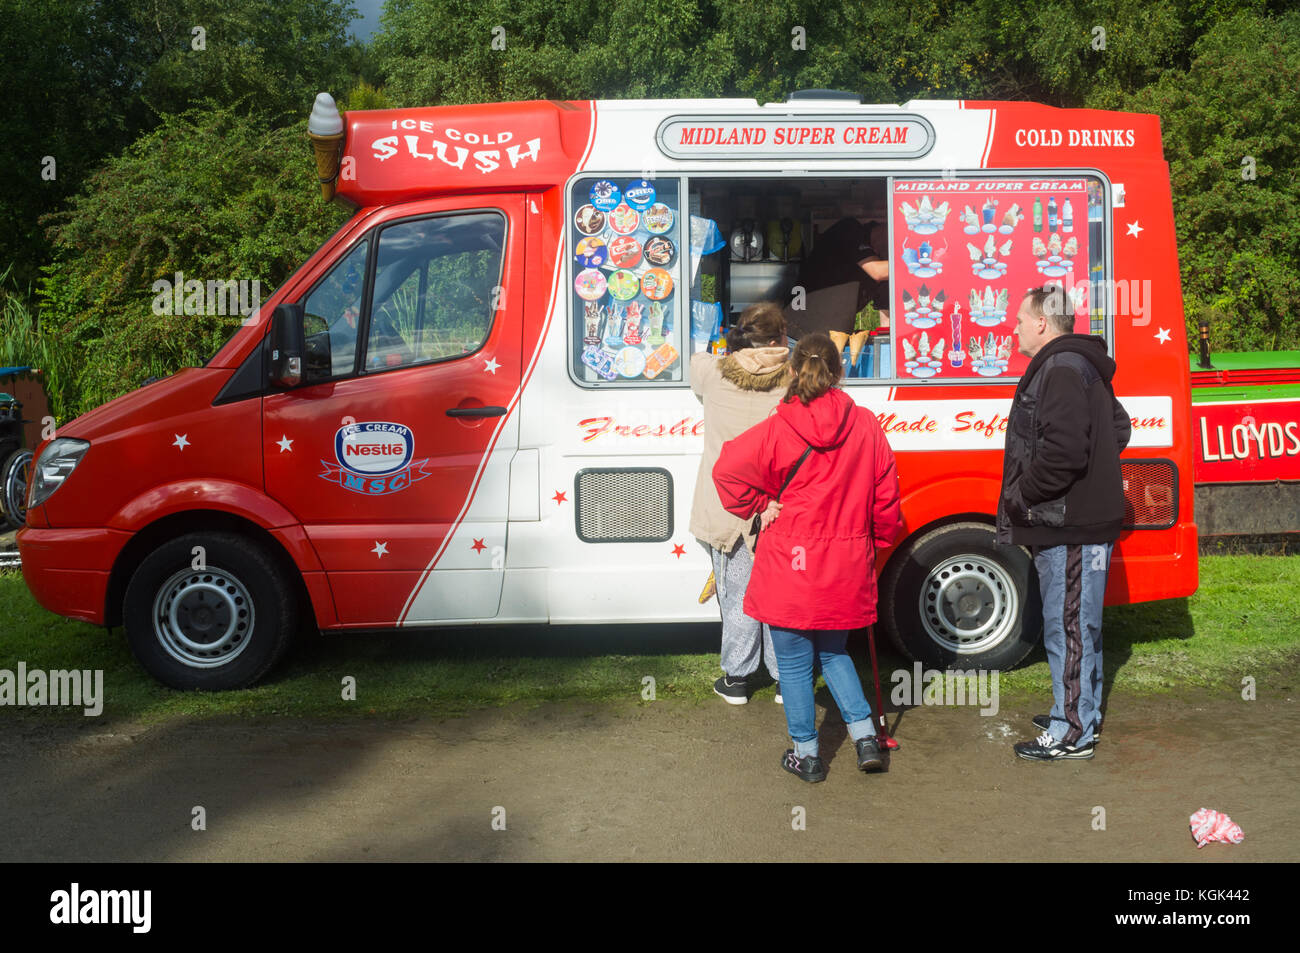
[
  {"xmin": 879, "ymin": 521, "xmax": 1042, "ymax": 670},
  {"xmin": 1, "ymin": 448, "xmax": 33, "ymax": 530},
  {"xmin": 122, "ymin": 532, "xmax": 298, "ymax": 690}
]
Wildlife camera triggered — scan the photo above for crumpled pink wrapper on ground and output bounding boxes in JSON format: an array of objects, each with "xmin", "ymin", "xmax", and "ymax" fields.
[{"xmin": 1189, "ymin": 808, "xmax": 1244, "ymax": 848}]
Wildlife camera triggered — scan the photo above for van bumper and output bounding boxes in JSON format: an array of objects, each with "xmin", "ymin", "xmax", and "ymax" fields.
[{"xmin": 16, "ymin": 527, "xmax": 130, "ymax": 625}]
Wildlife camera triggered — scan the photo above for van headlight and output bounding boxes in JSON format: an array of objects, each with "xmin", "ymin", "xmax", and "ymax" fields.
[{"xmin": 29, "ymin": 438, "xmax": 90, "ymax": 508}]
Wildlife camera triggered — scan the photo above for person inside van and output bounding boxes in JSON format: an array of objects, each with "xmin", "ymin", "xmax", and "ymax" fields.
[
  {"xmin": 689, "ymin": 302, "xmax": 791, "ymax": 705},
  {"xmin": 712, "ymin": 332, "xmax": 903, "ymax": 782},
  {"xmin": 786, "ymin": 218, "xmax": 890, "ymax": 338}
]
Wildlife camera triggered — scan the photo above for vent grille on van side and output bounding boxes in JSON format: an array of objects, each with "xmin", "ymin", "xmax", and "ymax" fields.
[
  {"xmin": 1121, "ymin": 459, "xmax": 1178, "ymax": 530},
  {"xmin": 575, "ymin": 468, "xmax": 673, "ymax": 542}
]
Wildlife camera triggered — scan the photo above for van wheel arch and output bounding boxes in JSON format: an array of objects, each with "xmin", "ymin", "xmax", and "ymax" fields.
[{"xmin": 106, "ymin": 511, "xmax": 312, "ymax": 631}]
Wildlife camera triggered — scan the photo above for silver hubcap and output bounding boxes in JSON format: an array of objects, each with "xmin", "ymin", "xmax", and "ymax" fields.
[
  {"xmin": 917, "ymin": 553, "xmax": 1018, "ymax": 653},
  {"xmin": 152, "ymin": 566, "xmax": 255, "ymax": 669}
]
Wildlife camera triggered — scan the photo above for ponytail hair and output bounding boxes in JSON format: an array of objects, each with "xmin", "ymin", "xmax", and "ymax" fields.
[
  {"xmin": 784, "ymin": 332, "xmax": 842, "ymax": 405},
  {"xmin": 726, "ymin": 301, "xmax": 788, "ymax": 352}
]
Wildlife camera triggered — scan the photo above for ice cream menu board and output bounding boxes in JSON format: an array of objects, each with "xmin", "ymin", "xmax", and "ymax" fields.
[
  {"xmin": 570, "ymin": 177, "xmax": 683, "ymax": 383},
  {"xmin": 890, "ymin": 179, "xmax": 1091, "ymax": 380}
]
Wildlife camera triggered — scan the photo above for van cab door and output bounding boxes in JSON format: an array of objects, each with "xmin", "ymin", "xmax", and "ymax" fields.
[{"xmin": 264, "ymin": 196, "xmax": 525, "ymax": 626}]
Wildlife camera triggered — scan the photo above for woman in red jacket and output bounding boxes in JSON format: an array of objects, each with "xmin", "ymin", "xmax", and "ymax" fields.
[{"xmin": 713, "ymin": 333, "xmax": 903, "ymax": 782}]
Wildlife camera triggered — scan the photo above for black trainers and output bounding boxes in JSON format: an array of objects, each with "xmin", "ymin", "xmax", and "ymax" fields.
[
  {"xmin": 781, "ymin": 749, "xmax": 827, "ymax": 783},
  {"xmin": 774, "ymin": 681, "xmax": 783, "ymax": 705},
  {"xmin": 1032, "ymin": 714, "xmax": 1103, "ymax": 739},
  {"xmin": 855, "ymin": 736, "xmax": 887, "ymax": 773},
  {"xmin": 713, "ymin": 675, "xmax": 749, "ymax": 705},
  {"xmin": 1013, "ymin": 731, "xmax": 1095, "ymax": 761}
]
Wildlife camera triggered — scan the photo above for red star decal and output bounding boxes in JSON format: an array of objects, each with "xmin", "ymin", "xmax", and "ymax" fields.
[
  {"xmin": 471, "ymin": 538, "xmax": 486, "ymax": 553},
  {"xmin": 671, "ymin": 544, "xmax": 686, "ymax": 558},
  {"xmin": 552, "ymin": 490, "xmax": 567, "ymax": 504}
]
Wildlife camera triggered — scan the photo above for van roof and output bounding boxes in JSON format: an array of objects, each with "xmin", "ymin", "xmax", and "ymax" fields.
[{"xmin": 330, "ymin": 97, "xmax": 1162, "ymax": 207}]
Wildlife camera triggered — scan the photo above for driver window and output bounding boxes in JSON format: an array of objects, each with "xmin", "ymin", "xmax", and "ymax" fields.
[
  {"xmin": 365, "ymin": 213, "xmax": 505, "ymax": 372},
  {"xmin": 302, "ymin": 238, "xmax": 368, "ymax": 379}
]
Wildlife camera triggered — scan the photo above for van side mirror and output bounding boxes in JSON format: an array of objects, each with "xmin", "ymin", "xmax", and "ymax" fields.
[{"xmin": 270, "ymin": 303, "xmax": 305, "ymax": 388}]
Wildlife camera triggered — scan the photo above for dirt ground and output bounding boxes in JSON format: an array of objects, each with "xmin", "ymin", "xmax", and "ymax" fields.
[{"xmin": 0, "ymin": 690, "xmax": 1294, "ymax": 862}]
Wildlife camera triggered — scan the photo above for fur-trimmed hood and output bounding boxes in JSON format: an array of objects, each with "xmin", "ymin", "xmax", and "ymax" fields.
[{"xmin": 718, "ymin": 346, "xmax": 790, "ymax": 392}]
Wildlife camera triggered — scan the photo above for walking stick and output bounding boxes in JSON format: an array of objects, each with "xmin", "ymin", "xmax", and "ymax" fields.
[{"xmin": 865, "ymin": 624, "xmax": 900, "ymax": 750}]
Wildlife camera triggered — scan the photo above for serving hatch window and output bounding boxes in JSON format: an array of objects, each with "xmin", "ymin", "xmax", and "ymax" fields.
[
  {"xmin": 569, "ymin": 176, "xmax": 685, "ymax": 384},
  {"xmin": 888, "ymin": 174, "xmax": 1109, "ymax": 381}
]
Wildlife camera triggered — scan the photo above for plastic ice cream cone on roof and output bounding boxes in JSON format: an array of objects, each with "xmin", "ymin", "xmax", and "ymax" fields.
[{"xmin": 308, "ymin": 93, "xmax": 346, "ymax": 200}]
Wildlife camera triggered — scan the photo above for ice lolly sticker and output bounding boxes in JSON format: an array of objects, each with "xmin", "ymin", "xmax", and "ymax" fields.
[
  {"xmin": 644, "ymin": 342, "xmax": 679, "ymax": 379},
  {"xmin": 581, "ymin": 345, "xmax": 620, "ymax": 381},
  {"xmin": 624, "ymin": 179, "xmax": 656, "ymax": 210},
  {"xmin": 608, "ymin": 235, "xmax": 643, "ymax": 269},
  {"xmin": 614, "ymin": 346, "xmax": 648, "ymax": 378},
  {"xmin": 574, "ymin": 204, "xmax": 606, "ymax": 235},
  {"xmin": 641, "ymin": 268, "xmax": 674, "ymax": 300},
  {"xmin": 575, "ymin": 268, "xmax": 607, "ymax": 301},
  {"xmin": 607, "ymin": 269, "xmax": 641, "ymax": 301},
  {"xmin": 574, "ymin": 236, "xmax": 608, "ymax": 268},
  {"xmin": 590, "ymin": 180, "xmax": 621, "ymax": 211},
  {"xmin": 608, "ymin": 203, "xmax": 641, "ymax": 235},
  {"xmin": 643, "ymin": 203, "xmax": 674, "ymax": 234},
  {"xmin": 643, "ymin": 236, "xmax": 675, "ymax": 266}
]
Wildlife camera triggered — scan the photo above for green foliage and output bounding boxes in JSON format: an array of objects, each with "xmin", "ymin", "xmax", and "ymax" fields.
[
  {"xmin": 342, "ymin": 81, "xmax": 394, "ymax": 111},
  {"xmin": 1127, "ymin": 11, "xmax": 1300, "ymax": 351},
  {"xmin": 0, "ymin": 273, "xmax": 79, "ymax": 424},
  {"xmin": 37, "ymin": 107, "xmax": 349, "ymax": 416},
  {"xmin": 0, "ymin": 0, "xmax": 360, "ymax": 289}
]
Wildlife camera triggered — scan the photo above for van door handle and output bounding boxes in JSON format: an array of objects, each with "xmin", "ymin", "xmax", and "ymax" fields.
[{"xmin": 446, "ymin": 405, "xmax": 507, "ymax": 418}]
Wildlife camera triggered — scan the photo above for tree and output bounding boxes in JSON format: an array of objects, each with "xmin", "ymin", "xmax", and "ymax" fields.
[
  {"xmin": 0, "ymin": 0, "xmax": 360, "ymax": 287},
  {"xmin": 38, "ymin": 107, "xmax": 349, "ymax": 416},
  {"xmin": 1127, "ymin": 10, "xmax": 1300, "ymax": 350}
]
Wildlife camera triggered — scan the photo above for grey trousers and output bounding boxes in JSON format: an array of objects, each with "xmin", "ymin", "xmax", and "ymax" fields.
[
  {"xmin": 1034, "ymin": 542, "xmax": 1111, "ymax": 746},
  {"xmin": 705, "ymin": 539, "xmax": 779, "ymax": 681}
]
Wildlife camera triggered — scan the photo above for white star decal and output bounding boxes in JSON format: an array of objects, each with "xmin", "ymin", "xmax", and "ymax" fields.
[
  {"xmin": 371, "ymin": 541, "xmax": 389, "ymax": 559},
  {"xmin": 172, "ymin": 434, "xmax": 190, "ymax": 451},
  {"xmin": 1155, "ymin": 327, "xmax": 1171, "ymax": 344},
  {"xmin": 483, "ymin": 357, "xmax": 500, "ymax": 375},
  {"xmin": 277, "ymin": 435, "xmax": 294, "ymax": 453},
  {"xmin": 1126, "ymin": 221, "xmax": 1143, "ymax": 237}
]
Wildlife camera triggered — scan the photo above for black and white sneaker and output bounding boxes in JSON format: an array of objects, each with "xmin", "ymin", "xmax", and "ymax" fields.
[
  {"xmin": 781, "ymin": 749, "xmax": 827, "ymax": 783},
  {"xmin": 713, "ymin": 675, "xmax": 749, "ymax": 705},
  {"xmin": 855, "ymin": 736, "xmax": 887, "ymax": 773},
  {"xmin": 774, "ymin": 681, "xmax": 783, "ymax": 705},
  {"xmin": 1013, "ymin": 731, "xmax": 1095, "ymax": 761},
  {"xmin": 1032, "ymin": 714, "xmax": 1103, "ymax": 739}
]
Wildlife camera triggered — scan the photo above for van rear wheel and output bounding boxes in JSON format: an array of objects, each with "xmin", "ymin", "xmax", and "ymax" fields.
[
  {"xmin": 123, "ymin": 532, "xmax": 297, "ymax": 690},
  {"xmin": 880, "ymin": 522, "xmax": 1041, "ymax": 670}
]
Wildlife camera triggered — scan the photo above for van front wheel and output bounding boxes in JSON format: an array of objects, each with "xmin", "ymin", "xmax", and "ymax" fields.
[
  {"xmin": 879, "ymin": 522, "xmax": 1041, "ymax": 671},
  {"xmin": 123, "ymin": 532, "xmax": 297, "ymax": 690}
]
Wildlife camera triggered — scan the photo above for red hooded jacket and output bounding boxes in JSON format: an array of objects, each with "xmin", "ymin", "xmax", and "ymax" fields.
[{"xmin": 712, "ymin": 387, "xmax": 903, "ymax": 630}]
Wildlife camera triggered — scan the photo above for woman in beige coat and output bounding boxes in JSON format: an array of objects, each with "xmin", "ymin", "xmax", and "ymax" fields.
[{"xmin": 690, "ymin": 302, "xmax": 790, "ymax": 704}]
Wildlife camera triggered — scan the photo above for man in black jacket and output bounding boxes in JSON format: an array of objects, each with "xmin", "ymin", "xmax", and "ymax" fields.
[{"xmin": 997, "ymin": 286, "xmax": 1131, "ymax": 761}]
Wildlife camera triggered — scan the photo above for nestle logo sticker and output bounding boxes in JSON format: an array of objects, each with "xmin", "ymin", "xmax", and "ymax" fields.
[{"xmin": 319, "ymin": 421, "xmax": 430, "ymax": 495}]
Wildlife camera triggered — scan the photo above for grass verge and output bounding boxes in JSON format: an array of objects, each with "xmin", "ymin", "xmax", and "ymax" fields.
[{"xmin": 1, "ymin": 554, "xmax": 1296, "ymax": 723}]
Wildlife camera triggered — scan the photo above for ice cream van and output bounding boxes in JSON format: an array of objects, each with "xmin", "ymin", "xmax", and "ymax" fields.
[{"xmin": 18, "ymin": 91, "xmax": 1197, "ymax": 689}]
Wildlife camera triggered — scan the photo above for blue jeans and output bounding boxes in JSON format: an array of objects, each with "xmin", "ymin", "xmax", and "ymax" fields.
[
  {"xmin": 769, "ymin": 627, "xmax": 876, "ymax": 757},
  {"xmin": 1034, "ymin": 543, "xmax": 1111, "ymax": 746}
]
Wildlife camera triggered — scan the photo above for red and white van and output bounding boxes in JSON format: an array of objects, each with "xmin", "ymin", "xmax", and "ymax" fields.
[{"xmin": 18, "ymin": 92, "xmax": 1197, "ymax": 688}]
